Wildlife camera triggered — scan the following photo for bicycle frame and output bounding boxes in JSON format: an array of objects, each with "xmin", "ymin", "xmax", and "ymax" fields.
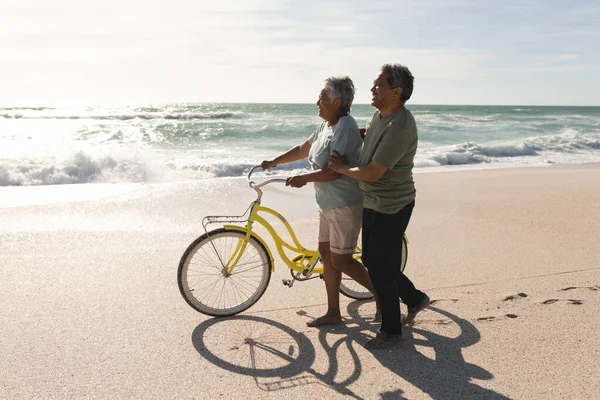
[{"xmin": 202, "ymin": 166, "xmax": 321, "ymax": 277}]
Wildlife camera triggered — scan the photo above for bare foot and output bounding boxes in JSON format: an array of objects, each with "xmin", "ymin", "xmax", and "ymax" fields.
[
  {"xmin": 364, "ymin": 332, "xmax": 402, "ymax": 349},
  {"xmin": 306, "ymin": 314, "xmax": 343, "ymax": 327},
  {"xmin": 402, "ymin": 316, "xmax": 415, "ymax": 326},
  {"xmin": 403, "ymin": 294, "xmax": 431, "ymax": 326}
]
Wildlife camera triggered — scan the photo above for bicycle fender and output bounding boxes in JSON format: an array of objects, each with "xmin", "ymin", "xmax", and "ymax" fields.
[{"xmin": 223, "ymin": 225, "xmax": 275, "ymax": 271}]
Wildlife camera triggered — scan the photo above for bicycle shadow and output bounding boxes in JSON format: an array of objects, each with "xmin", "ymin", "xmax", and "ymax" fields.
[
  {"xmin": 190, "ymin": 304, "xmax": 509, "ymax": 399},
  {"xmin": 191, "ymin": 315, "xmax": 363, "ymax": 398}
]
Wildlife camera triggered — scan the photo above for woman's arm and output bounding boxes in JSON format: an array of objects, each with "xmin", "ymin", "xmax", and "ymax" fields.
[{"xmin": 261, "ymin": 140, "xmax": 311, "ymax": 170}]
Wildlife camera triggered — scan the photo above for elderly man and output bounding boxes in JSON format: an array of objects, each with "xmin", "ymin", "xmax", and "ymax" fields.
[{"xmin": 329, "ymin": 64, "xmax": 430, "ymax": 349}]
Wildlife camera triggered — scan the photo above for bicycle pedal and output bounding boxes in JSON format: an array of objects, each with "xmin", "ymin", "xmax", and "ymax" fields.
[{"xmin": 282, "ymin": 279, "xmax": 294, "ymax": 288}]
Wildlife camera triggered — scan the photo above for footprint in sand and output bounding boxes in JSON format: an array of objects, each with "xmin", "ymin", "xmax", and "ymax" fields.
[
  {"xmin": 476, "ymin": 314, "xmax": 518, "ymax": 322},
  {"xmin": 503, "ymin": 293, "xmax": 528, "ymax": 301},
  {"xmin": 542, "ymin": 299, "xmax": 583, "ymax": 305},
  {"xmin": 560, "ymin": 286, "xmax": 599, "ymax": 292},
  {"xmin": 542, "ymin": 299, "xmax": 559, "ymax": 304},
  {"xmin": 428, "ymin": 299, "xmax": 458, "ymax": 305},
  {"xmin": 411, "ymin": 318, "xmax": 453, "ymax": 326}
]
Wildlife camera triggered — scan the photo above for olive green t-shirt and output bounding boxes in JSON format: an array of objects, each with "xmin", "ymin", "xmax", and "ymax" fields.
[{"xmin": 358, "ymin": 108, "xmax": 417, "ymax": 214}]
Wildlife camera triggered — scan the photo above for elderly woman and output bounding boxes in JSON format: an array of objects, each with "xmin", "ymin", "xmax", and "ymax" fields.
[{"xmin": 261, "ymin": 76, "xmax": 378, "ymax": 326}]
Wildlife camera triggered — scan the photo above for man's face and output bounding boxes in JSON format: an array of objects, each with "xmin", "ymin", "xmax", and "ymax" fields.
[{"xmin": 371, "ymin": 71, "xmax": 398, "ymax": 110}]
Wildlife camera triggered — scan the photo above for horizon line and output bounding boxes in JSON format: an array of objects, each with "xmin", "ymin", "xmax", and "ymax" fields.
[{"xmin": 1, "ymin": 101, "xmax": 599, "ymax": 108}]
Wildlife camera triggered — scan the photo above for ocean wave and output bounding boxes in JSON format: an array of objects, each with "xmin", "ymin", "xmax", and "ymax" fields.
[
  {"xmin": 0, "ymin": 112, "xmax": 243, "ymax": 121},
  {"xmin": 425, "ymin": 142, "xmax": 539, "ymax": 166},
  {"xmin": 166, "ymin": 159, "xmax": 310, "ymax": 178},
  {"xmin": 419, "ymin": 130, "xmax": 600, "ymax": 167},
  {"xmin": 0, "ymin": 151, "xmax": 151, "ymax": 186},
  {"xmin": 0, "ymin": 151, "xmax": 311, "ymax": 187},
  {"xmin": 0, "ymin": 106, "xmax": 56, "ymax": 111},
  {"xmin": 526, "ymin": 129, "xmax": 600, "ymax": 151}
]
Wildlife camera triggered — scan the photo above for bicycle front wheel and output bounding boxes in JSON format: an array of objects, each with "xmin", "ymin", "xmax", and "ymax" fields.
[
  {"xmin": 339, "ymin": 234, "xmax": 409, "ymax": 300},
  {"xmin": 178, "ymin": 228, "xmax": 272, "ymax": 316}
]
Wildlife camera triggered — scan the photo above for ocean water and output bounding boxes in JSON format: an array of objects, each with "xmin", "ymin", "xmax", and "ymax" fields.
[{"xmin": 1, "ymin": 104, "xmax": 599, "ymax": 186}]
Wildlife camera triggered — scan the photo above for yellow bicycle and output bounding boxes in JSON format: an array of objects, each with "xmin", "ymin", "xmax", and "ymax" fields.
[{"xmin": 178, "ymin": 165, "xmax": 409, "ymax": 316}]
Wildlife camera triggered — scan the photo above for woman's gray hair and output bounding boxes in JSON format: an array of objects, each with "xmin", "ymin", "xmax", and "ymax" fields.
[
  {"xmin": 381, "ymin": 64, "xmax": 414, "ymax": 101},
  {"xmin": 324, "ymin": 76, "xmax": 355, "ymax": 115}
]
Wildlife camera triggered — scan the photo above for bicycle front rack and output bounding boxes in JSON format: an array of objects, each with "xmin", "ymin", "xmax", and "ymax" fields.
[{"xmin": 201, "ymin": 203, "xmax": 254, "ymax": 235}]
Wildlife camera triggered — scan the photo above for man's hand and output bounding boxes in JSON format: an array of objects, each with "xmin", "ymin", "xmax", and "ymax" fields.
[
  {"xmin": 261, "ymin": 160, "xmax": 275, "ymax": 171},
  {"xmin": 327, "ymin": 151, "xmax": 348, "ymax": 173},
  {"xmin": 286, "ymin": 175, "xmax": 307, "ymax": 188}
]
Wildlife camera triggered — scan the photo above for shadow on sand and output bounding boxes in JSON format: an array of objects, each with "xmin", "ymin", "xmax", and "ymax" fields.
[{"xmin": 191, "ymin": 302, "xmax": 510, "ymax": 399}]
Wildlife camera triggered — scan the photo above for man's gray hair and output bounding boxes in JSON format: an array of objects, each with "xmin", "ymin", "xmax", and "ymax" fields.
[
  {"xmin": 381, "ymin": 64, "xmax": 414, "ymax": 102},
  {"xmin": 324, "ymin": 76, "xmax": 355, "ymax": 115}
]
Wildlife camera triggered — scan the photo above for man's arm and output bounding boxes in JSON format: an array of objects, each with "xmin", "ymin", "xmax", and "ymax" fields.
[
  {"xmin": 328, "ymin": 155, "xmax": 387, "ymax": 182},
  {"xmin": 286, "ymin": 167, "xmax": 340, "ymax": 188}
]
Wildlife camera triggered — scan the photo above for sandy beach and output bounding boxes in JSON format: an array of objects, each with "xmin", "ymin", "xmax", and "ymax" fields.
[{"xmin": 1, "ymin": 165, "xmax": 599, "ymax": 399}]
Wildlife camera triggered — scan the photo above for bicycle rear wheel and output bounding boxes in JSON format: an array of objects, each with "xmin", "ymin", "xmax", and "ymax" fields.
[
  {"xmin": 339, "ymin": 234, "xmax": 408, "ymax": 300},
  {"xmin": 178, "ymin": 228, "xmax": 272, "ymax": 316}
]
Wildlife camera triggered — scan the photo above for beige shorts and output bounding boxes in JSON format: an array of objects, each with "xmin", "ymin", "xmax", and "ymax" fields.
[{"xmin": 318, "ymin": 204, "xmax": 363, "ymax": 254}]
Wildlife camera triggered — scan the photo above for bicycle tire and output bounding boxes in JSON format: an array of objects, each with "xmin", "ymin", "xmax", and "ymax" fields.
[
  {"xmin": 178, "ymin": 228, "xmax": 272, "ymax": 316},
  {"xmin": 339, "ymin": 235, "xmax": 408, "ymax": 300}
]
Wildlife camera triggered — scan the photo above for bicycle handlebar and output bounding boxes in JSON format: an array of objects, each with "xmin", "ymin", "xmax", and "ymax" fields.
[{"xmin": 247, "ymin": 165, "xmax": 287, "ymax": 189}]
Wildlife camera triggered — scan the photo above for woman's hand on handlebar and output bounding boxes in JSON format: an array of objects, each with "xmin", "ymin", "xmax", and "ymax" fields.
[
  {"xmin": 261, "ymin": 160, "xmax": 276, "ymax": 171},
  {"xmin": 286, "ymin": 175, "xmax": 307, "ymax": 188}
]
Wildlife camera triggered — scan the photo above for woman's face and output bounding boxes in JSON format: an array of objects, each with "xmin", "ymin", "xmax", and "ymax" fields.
[{"xmin": 316, "ymin": 88, "xmax": 340, "ymax": 122}]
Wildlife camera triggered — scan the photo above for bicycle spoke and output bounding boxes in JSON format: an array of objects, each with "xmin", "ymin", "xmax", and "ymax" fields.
[
  {"xmin": 193, "ymin": 274, "xmax": 224, "ymax": 296},
  {"xmin": 229, "ymin": 276, "xmax": 259, "ymax": 300},
  {"xmin": 196, "ymin": 243, "xmax": 227, "ymax": 272},
  {"xmin": 199, "ymin": 275, "xmax": 225, "ymax": 305},
  {"xmin": 230, "ymin": 261, "xmax": 267, "ymax": 275},
  {"xmin": 228, "ymin": 278, "xmax": 249, "ymax": 307}
]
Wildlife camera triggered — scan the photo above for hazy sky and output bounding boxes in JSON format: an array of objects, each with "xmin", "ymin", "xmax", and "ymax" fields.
[{"xmin": 2, "ymin": 0, "xmax": 599, "ymax": 106}]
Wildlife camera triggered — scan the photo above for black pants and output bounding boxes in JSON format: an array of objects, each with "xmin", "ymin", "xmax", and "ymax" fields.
[{"xmin": 362, "ymin": 201, "xmax": 424, "ymax": 335}]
